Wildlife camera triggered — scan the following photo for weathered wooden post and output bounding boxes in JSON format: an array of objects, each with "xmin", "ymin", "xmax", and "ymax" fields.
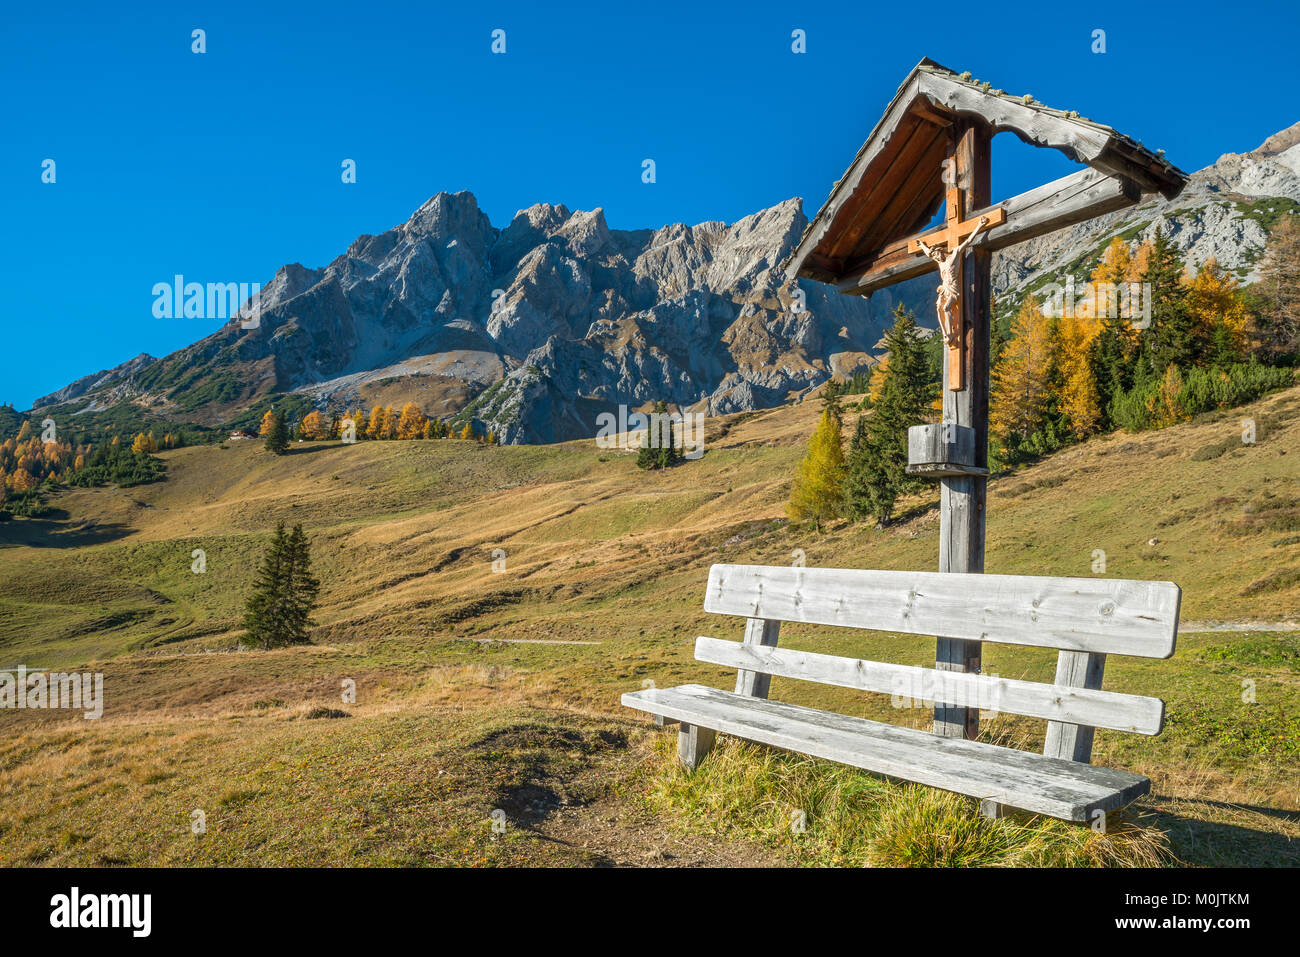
[{"xmin": 933, "ymin": 118, "xmax": 990, "ymax": 739}]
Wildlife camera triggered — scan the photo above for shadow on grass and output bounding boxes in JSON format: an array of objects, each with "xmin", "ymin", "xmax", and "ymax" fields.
[
  {"xmin": 1149, "ymin": 798, "xmax": 1300, "ymax": 866},
  {"xmin": 0, "ymin": 517, "xmax": 133, "ymax": 549}
]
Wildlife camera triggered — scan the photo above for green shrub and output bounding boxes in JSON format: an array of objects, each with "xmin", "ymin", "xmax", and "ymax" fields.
[
  {"xmin": 1111, "ymin": 362, "xmax": 1295, "ymax": 432},
  {"xmin": 66, "ymin": 444, "xmax": 165, "ymax": 488}
]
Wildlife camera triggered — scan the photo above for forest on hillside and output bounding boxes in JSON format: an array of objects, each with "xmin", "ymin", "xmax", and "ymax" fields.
[{"xmin": 789, "ymin": 216, "xmax": 1300, "ymax": 527}]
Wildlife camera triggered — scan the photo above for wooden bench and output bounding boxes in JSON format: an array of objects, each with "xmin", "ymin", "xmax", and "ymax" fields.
[{"xmin": 623, "ymin": 563, "xmax": 1180, "ymax": 823}]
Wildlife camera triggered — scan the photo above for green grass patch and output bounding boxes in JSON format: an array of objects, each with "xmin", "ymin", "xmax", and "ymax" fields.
[
  {"xmin": 636, "ymin": 735, "xmax": 1174, "ymax": 867},
  {"xmin": 1198, "ymin": 634, "xmax": 1300, "ymax": 670}
]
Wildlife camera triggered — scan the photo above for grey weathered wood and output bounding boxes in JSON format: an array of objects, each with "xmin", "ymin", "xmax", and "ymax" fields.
[
  {"xmin": 979, "ymin": 798, "xmax": 1007, "ymax": 819},
  {"xmin": 907, "ymin": 463, "xmax": 989, "ymax": 478},
  {"xmin": 1043, "ymin": 651, "xmax": 1109, "ymax": 762},
  {"xmin": 693, "ymin": 637, "xmax": 1163, "ymax": 734},
  {"xmin": 933, "ymin": 119, "xmax": 990, "ymax": 741},
  {"xmin": 623, "ymin": 684, "xmax": 1150, "ymax": 821},
  {"xmin": 704, "ymin": 564, "xmax": 1180, "ymax": 658},
  {"xmin": 914, "ymin": 69, "xmax": 1182, "ymax": 198},
  {"xmin": 677, "ymin": 722, "xmax": 716, "ymax": 770},
  {"xmin": 907, "ymin": 423, "xmax": 979, "ymax": 476},
  {"xmin": 734, "ymin": 618, "xmax": 780, "ymax": 698},
  {"xmin": 835, "ymin": 168, "xmax": 1142, "ymax": 296}
]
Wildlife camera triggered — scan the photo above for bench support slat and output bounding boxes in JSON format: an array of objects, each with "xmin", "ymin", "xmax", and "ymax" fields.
[
  {"xmin": 734, "ymin": 618, "xmax": 781, "ymax": 699},
  {"xmin": 979, "ymin": 798, "xmax": 1008, "ymax": 820},
  {"xmin": 935, "ymin": 629, "xmax": 982, "ymax": 739},
  {"xmin": 681, "ymin": 618, "xmax": 781, "ymax": 769},
  {"xmin": 1043, "ymin": 651, "xmax": 1107, "ymax": 763},
  {"xmin": 677, "ymin": 723, "xmax": 716, "ymax": 771}
]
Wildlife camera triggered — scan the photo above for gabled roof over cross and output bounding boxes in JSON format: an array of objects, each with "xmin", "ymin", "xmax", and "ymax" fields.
[{"xmin": 786, "ymin": 58, "xmax": 1189, "ymax": 296}]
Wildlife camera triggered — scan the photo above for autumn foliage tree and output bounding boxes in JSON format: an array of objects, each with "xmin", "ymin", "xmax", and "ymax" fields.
[
  {"xmin": 397, "ymin": 402, "xmax": 427, "ymax": 439},
  {"xmin": 786, "ymin": 407, "xmax": 845, "ymax": 531},
  {"xmin": 991, "ymin": 296, "xmax": 1055, "ymax": 443},
  {"xmin": 299, "ymin": 411, "xmax": 328, "ymax": 440},
  {"xmin": 1184, "ymin": 257, "xmax": 1251, "ymax": 363},
  {"xmin": 131, "ymin": 431, "xmax": 158, "ymax": 454}
]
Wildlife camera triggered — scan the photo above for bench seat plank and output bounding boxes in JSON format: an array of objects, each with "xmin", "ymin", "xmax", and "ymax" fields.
[{"xmin": 623, "ymin": 684, "xmax": 1150, "ymax": 821}]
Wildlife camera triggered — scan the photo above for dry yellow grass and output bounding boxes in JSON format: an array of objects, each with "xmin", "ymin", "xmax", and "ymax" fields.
[{"xmin": 1, "ymin": 386, "xmax": 1298, "ymax": 865}]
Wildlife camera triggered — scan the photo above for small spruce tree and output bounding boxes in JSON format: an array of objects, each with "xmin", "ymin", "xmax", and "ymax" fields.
[
  {"xmin": 636, "ymin": 400, "xmax": 683, "ymax": 470},
  {"xmin": 264, "ymin": 409, "xmax": 289, "ymax": 455},
  {"xmin": 241, "ymin": 522, "xmax": 319, "ymax": 649},
  {"xmin": 844, "ymin": 306, "xmax": 930, "ymax": 525}
]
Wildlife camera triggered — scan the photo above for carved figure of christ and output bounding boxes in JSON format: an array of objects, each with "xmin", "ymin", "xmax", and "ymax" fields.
[{"xmin": 916, "ymin": 215, "xmax": 988, "ymax": 348}]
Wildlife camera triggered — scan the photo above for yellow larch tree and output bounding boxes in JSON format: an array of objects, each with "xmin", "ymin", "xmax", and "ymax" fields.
[
  {"xmin": 300, "ymin": 410, "xmax": 328, "ymax": 440},
  {"xmin": 1184, "ymin": 257, "xmax": 1252, "ymax": 359},
  {"xmin": 990, "ymin": 296, "xmax": 1055, "ymax": 441},
  {"xmin": 396, "ymin": 402, "xmax": 427, "ymax": 439}
]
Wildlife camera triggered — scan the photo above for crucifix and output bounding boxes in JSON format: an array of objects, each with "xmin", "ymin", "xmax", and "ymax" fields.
[
  {"xmin": 909, "ymin": 186, "xmax": 1005, "ymax": 391},
  {"xmin": 788, "ymin": 59, "xmax": 1187, "ymax": 745}
]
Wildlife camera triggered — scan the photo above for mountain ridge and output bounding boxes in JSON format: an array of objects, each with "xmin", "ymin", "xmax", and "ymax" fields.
[{"xmin": 31, "ymin": 122, "xmax": 1300, "ymax": 443}]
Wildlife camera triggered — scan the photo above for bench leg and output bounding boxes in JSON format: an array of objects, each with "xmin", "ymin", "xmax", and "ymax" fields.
[
  {"xmin": 979, "ymin": 799, "xmax": 1006, "ymax": 820},
  {"xmin": 677, "ymin": 723, "xmax": 716, "ymax": 770}
]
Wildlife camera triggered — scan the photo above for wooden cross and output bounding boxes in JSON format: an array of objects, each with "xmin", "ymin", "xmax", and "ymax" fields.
[{"xmin": 908, "ymin": 188, "xmax": 1005, "ymax": 391}]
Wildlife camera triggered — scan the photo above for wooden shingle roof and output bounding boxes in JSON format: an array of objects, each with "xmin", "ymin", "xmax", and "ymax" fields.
[{"xmin": 787, "ymin": 58, "xmax": 1188, "ymax": 292}]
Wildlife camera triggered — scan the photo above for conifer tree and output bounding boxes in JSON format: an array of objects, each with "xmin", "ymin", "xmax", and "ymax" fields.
[
  {"xmin": 1139, "ymin": 225, "xmax": 1193, "ymax": 374},
  {"xmin": 843, "ymin": 306, "xmax": 929, "ymax": 525},
  {"xmin": 282, "ymin": 523, "xmax": 320, "ymax": 640},
  {"xmin": 820, "ymin": 380, "xmax": 844, "ymax": 423},
  {"xmin": 264, "ymin": 410, "xmax": 289, "ymax": 454},
  {"xmin": 1091, "ymin": 309, "xmax": 1137, "ymax": 424},
  {"xmin": 636, "ymin": 400, "xmax": 682, "ymax": 470},
  {"xmin": 241, "ymin": 522, "xmax": 319, "ymax": 649}
]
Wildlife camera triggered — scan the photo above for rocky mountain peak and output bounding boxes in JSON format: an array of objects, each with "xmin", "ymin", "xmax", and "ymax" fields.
[
  {"xmin": 1246, "ymin": 120, "xmax": 1300, "ymax": 159},
  {"xmin": 31, "ymin": 123, "xmax": 1300, "ymax": 446}
]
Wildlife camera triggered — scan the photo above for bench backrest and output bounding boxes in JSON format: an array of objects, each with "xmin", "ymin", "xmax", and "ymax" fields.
[{"xmin": 699, "ymin": 564, "xmax": 1181, "ymax": 758}]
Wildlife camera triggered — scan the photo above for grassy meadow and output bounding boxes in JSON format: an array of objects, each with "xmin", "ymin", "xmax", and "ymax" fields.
[{"xmin": 1, "ymin": 384, "xmax": 1298, "ymax": 867}]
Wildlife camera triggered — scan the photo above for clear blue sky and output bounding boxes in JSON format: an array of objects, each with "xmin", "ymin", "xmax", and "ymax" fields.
[{"xmin": 3, "ymin": 0, "xmax": 1296, "ymax": 409}]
